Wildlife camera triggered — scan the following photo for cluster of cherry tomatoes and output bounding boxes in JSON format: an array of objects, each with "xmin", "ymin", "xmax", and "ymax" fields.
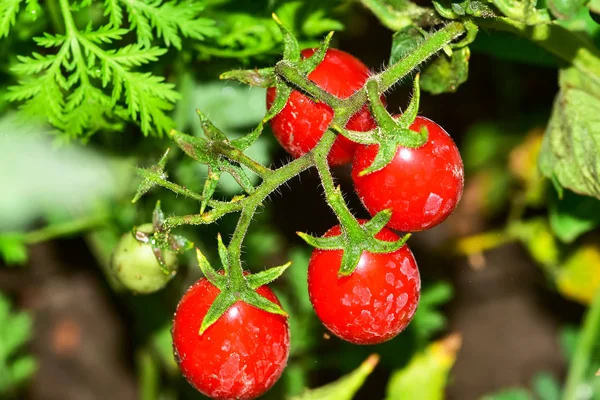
[{"xmin": 167, "ymin": 48, "xmax": 464, "ymax": 399}]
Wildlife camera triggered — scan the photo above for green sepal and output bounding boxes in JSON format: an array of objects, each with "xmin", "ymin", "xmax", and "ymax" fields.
[
  {"xmin": 360, "ymin": 76, "xmax": 427, "ymax": 176},
  {"xmin": 231, "ymin": 80, "xmax": 292, "ymax": 150},
  {"xmin": 332, "ymin": 125, "xmax": 378, "ymax": 145},
  {"xmin": 363, "ymin": 209, "xmax": 393, "ymax": 234},
  {"xmin": 152, "ymin": 201, "xmax": 165, "ymax": 229},
  {"xmin": 298, "ymin": 31, "xmax": 334, "ymax": 75},
  {"xmin": 195, "ymin": 248, "xmax": 225, "ymax": 288},
  {"xmin": 246, "ymin": 262, "xmax": 292, "ymax": 290},
  {"xmin": 397, "ymin": 74, "xmax": 421, "ymax": 127},
  {"xmin": 224, "ymin": 163, "xmax": 255, "ymax": 194},
  {"xmin": 242, "ymin": 289, "xmax": 287, "ymax": 317},
  {"xmin": 298, "ymin": 215, "xmax": 412, "ymax": 276},
  {"xmin": 169, "ymin": 234, "xmax": 194, "ymax": 254},
  {"xmin": 132, "ymin": 148, "xmax": 170, "ymax": 203},
  {"xmin": 339, "ymin": 245, "xmax": 363, "ymax": 276},
  {"xmin": 200, "ymin": 165, "xmax": 220, "ymax": 214},
  {"xmin": 199, "ymin": 292, "xmax": 237, "ymax": 335},
  {"xmin": 216, "ymin": 234, "xmax": 231, "ymax": 276},
  {"xmin": 297, "ymin": 232, "xmax": 343, "ymax": 249},
  {"xmin": 169, "ymin": 130, "xmax": 211, "ymax": 164},
  {"xmin": 196, "ymin": 109, "xmax": 228, "ymax": 141},
  {"xmin": 219, "ymin": 67, "xmax": 276, "ymax": 88},
  {"xmin": 272, "ymin": 13, "xmax": 300, "ymax": 62}
]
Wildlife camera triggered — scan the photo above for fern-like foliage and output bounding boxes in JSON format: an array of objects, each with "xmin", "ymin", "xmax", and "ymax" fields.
[
  {"xmin": 0, "ymin": 0, "xmax": 26, "ymax": 38},
  {"xmin": 5, "ymin": 0, "xmax": 218, "ymax": 139}
]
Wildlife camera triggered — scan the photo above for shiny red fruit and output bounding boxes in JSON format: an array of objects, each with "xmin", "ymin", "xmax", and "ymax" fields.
[
  {"xmin": 266, "ymin": 48, "xmax": 377, "ymax": 165},
  {"xmin": 307, "ymin": 223, "xmax": 420, "ymax": 344},
  {"xmin": 352, "ymin": 116, "xmax": 464, "ymax": 232},
  {"xmin": 172, "ymin": 278, "xmax": 290, "ymax": 400}
]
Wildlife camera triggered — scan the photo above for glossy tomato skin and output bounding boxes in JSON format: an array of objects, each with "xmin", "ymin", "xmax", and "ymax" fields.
[
  {"xmin": 172, "ymin": 278, "xmax": 290, "ymax": 400},
  {"xmin": 266, "ymin": 48, "xmax": 377, "ymax": 165},
  {"xmin": 352, "ymin": 116, "xmax": 464, "ymax": 232},
  {"xmin": 308, "ymin": 224, "xmax": 420, "ymax": 345}
]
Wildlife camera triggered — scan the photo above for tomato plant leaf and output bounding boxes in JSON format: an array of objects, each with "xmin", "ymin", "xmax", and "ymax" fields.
[
  {"xmin": 411, "ymin": 282, "xmax": 454, "ymax": 342},
  {"xmin": 389, "ymin": 25, "xmax": 423, "ymax": 65},
  {"xmin": 0, "ymin": 291, "xmax": 36, "ymax": 395},
  {"xmin": 549, "ymin": 189, "xmax": 600, "ymax": 243},
  {"xmin": 539, "ymin": 68, "xmax": 600, "ymax": 200},
  {"xmin": 385, "ymin": 334, "xmax": 461, "ymax": 400},
  {"xmin": 421, "ymin": 47, "xmax": 470, "ymax": 95},
  {"xmin": 289, "ymin": 354, "xmax": 379, "ymax": 400},
  {"xmin": 0, "ymin": 234, "xmax": 28, "ymax": 266},
  {"xmin": 532, "ymin": 372, "xmax": 561, "ymax": 400},
  {"xmin": 556, "ymin": 244, "xmax": 600, "ymax": 305},
  {"xmin": 481, "ymin": 389, "xmax": 533, "ymax": 400}
]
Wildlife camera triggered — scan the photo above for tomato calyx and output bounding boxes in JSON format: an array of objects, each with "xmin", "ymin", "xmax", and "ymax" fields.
[
  {"xmin": 334, "ymin": 75, "xmax": 429, "ymax": 176},
  {"xmin": 297, "ymin": 209, "xmax": 412, "ymax": 276},
  {"xmin": 195, "ymin": 233, "xmax": 290, "ymax": 335},
  {"xmin": 131, "ymin": 202, "xmax": 193, "ymax": 274}
]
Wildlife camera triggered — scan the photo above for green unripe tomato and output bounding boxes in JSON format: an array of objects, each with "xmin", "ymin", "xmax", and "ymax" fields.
[{"xmin": 111, "ymin": 224, "xmax": 178, "ymax": 294}]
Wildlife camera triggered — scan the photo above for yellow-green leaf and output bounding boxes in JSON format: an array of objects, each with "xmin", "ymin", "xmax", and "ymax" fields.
[
  {"xmin": 289, "ymin": 354, "xmax": 379, "ymax": 400},
  {"xmin": 557, "ymin": 244, "xmax": 600, "ymax": 304},
  {"xmin": 385, "ymin": 334, "xmax": 462, "ymax": 400}
]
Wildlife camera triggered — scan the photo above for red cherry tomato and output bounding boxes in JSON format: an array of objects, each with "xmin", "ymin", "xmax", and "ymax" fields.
[
  {"xmin": 266, "ymin": 48, "xmax": 377, "ymax": 165},
  {"xmin": 307, "ymin": 223, "xmax": 420, "ymax": 344},
  {"xmin": 352, "ymin": 116, "xmax": 464, "ymax": 232},
  {"xmin": 172, "ymin": 278, "xmax": 290, "ymax": 399}
]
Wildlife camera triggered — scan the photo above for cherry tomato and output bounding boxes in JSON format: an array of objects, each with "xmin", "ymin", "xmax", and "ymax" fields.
[
  {"xmin": 267, "ymin": 48, "xmax": 377, "ymax": 165},
  {"xmin": 352, "ymin": 116, "xmax": 464, "ymax": 232},
  {"xmin": 307, "ymin": 223, "xmax": 420, "ymax": 344},
  {"xmin": 172, "ymin": 278, "xmax": 290, "ymax": 400},
  {"xmin": 111, "ymin": 223, "xmax": 177, "ymax": 294}
]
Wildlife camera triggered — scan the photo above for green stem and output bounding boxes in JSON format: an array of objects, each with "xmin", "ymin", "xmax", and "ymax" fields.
[
  {"xmin": 137, "ymin": 349, "xmax": 159, "ymax": 400},
  {"xmin": 274, "ymin": 62, "xmax": 342, "ymax": 107},
  {"xmin": 563, "ymin": 288, "xmax": 600, "ymax": 400},
  {"xmin": 276, "ymin": 21, "xmax": 466, "ymax": 124},
  {"xmin": 476, "ymin": 18, "xmax": 600, "ymax": 83},
  {"xmin": 311, "ymin": 131, "xmax": 361, "ymax": 232},
  {"xmin": 377, "ymin": 21, "xmax": 466, "ymax": 92},
  {"xmin": 22, "ymin": 215, "xmax": 107, "ymax": 244},
  {"xmin": 213, "ymin": 141, "xmax": 273, "ymax": 178}
]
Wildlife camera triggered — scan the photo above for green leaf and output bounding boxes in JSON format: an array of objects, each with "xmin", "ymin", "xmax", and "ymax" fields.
[
  {"xmin": 0, "ymin": 0, "xmax": 24, "ymax": 38},
  {"xmin": 548, "ymin": 0, "xmax": 587, "ymax": 19},
  {"xmin": 421, "ymin": 47, "xmax": 470, "ymax": 95},
  {"xmin": 389, "ymin": 25, "xmax": 423, "ymax": 65},
  {"xmin": 118, "ymin": 0, "xmax": 218, "ymax": 49},
  {"xmin": 481, "ymin": 389, "xmax": 533, "ymax": 400},
  {"xmin": 290, "ymin": 354, "xmax": 379, "ymax": 400},
  {"xmin": 532, "ymin": 372, "xmax": 561, "ymax": 400},
  {"xmin": 411, "ymin": 282, "xmax": 454, "ymax": 341},
  {"xmin": 0, "ymin": 234, "xmax": 28, "ymax": 265},
  {"xmin": 0, "ymin": 290, "xmax": 37, "ymax": 395},
  {"xmin": 385, "ymin": 334, "xmax": 461, "ymax": 400},
  {"xmin": 539, "ymin": 68, "xmax": 600, "ymax": 200},
  {"xmin": 549, "ymin": 189, "xmax": 600, "ymax": 243}
]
